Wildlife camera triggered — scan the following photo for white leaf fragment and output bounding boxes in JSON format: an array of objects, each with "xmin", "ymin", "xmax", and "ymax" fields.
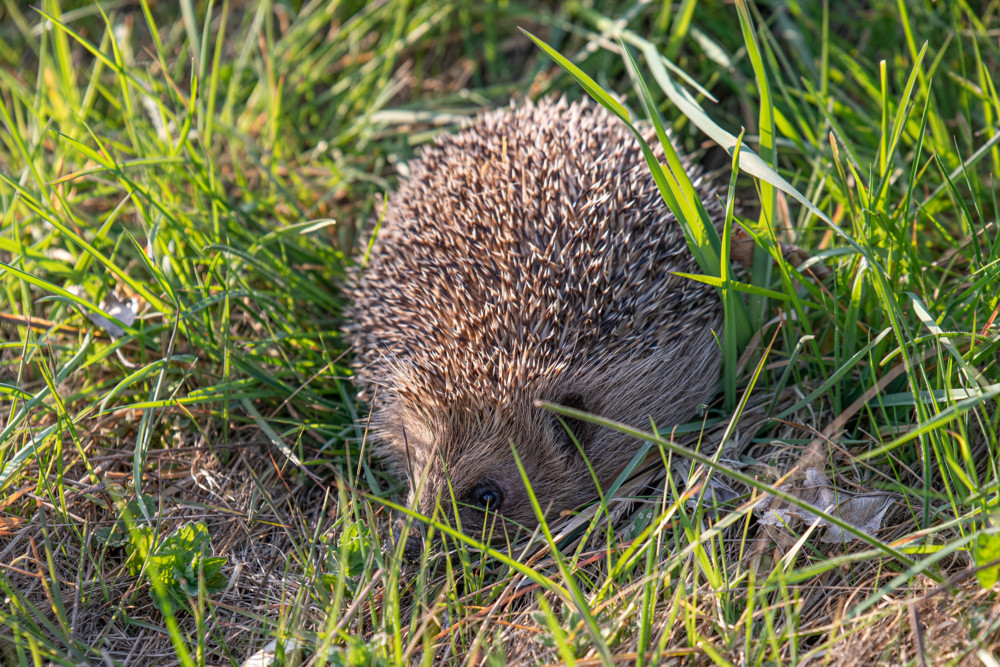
[
  {"xmin": 755, "ymin": 467, "xmax": 897, "ymax": 544},
  {"xmin": 241, "ymin": 639, "xmax": 303, "ymax": 667},
  {"xmin": 66, "ymin": 285, "xmax": 138, "ymax": 340}
]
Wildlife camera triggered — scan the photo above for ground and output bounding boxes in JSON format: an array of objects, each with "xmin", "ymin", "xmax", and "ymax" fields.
[{"xmin": 0, "ymin": 0, "xmax": 998, "ymax": 665}]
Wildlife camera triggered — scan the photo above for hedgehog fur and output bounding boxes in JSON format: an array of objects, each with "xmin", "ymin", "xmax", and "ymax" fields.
[{"xmin": 347, "ymin": 97, "xmax": 725, "ymax": 548}]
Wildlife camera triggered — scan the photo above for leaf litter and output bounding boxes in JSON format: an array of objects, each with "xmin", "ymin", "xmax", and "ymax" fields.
[{"xmin": 755, "ymin": 466, "xmax": 899, "ymax": 544}]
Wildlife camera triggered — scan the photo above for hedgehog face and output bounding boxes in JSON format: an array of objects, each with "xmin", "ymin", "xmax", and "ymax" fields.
[{"xmin": 388, "ymin": 394, "xmax": 600, "ymax": 552}]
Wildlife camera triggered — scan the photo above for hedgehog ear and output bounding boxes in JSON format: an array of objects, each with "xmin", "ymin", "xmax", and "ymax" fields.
[{"xmin": 552, "ymin": 393, "xmax": 588, "ymax": 457}]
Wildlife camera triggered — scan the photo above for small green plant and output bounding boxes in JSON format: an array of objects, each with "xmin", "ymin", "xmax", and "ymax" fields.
[
  {"xmin": 126, "ymin": 520, "xmax": 229, "ymax": 613},
  {"xmin": 93, "ymin": 493, "xmax": 156, "ymax": 548},
  {"xmin": 327, "ymin": 635, "xmax": 392, "ymax": 667},
  {"xmin": 974, "ymin": 521, "xmax": 1000, "ymax": 590},
  {"xmin": 323, "ymin": 519, "xmax": 374, "ymax": 591}
]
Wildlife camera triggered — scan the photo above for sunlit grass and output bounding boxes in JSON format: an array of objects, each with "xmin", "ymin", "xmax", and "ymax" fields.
[{"xmin": 1, "ymin": 0, "xmax": 998, "ymax": 664}]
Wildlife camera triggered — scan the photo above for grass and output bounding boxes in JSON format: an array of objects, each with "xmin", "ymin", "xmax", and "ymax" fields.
[{"xmin": 1, "ymin": 0, "xmax": 998, "ymax": 664}]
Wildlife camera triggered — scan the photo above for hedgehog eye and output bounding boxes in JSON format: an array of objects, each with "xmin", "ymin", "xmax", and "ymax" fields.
[
  {"xmin": 553, "ymin": 393, "xmax": 587, "ymax": 456},
  {"xmin": 471, "ymin": 483, "xmax": 503, "ymax": 510}
]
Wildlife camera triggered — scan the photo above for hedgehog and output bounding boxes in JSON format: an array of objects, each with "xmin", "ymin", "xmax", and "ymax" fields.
[{"xmin": 347, "ymin": 97, "xmax": 725, "ymax": 555}]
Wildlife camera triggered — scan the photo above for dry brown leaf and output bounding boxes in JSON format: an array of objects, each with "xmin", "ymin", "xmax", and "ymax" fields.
[
  {"xmin": 0, "ymin": 515, "xmax": 24, "ymax": 533},
  {"xmin": 755, "ymin": 467, "xmax": 897, "ymax": 544}
]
